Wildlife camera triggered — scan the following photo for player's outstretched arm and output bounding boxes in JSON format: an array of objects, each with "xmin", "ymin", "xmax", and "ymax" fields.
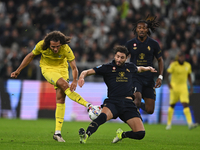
[
  {"xmin": 137, "ymin": 66, "xmax": 157, "ymax": 73},
  {"xmin": 10, "ymin": 52, "xmax": 35, "ymax": 78},
  {"xmin": 78, "ymin": 69, "xmax": 96, "ymax": 87}
]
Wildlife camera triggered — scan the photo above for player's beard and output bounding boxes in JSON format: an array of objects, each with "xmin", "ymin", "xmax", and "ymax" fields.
[
  {"xmin": 116, "ymin": 61, "xmax": 125, "ymax": 66},
  {"xmin": 178, "ymin": 60, "xmax": 184, "ymax": 65},
  {"xmin": 139, "ymin": 36, "xmax": 144, "ymax": 41}
]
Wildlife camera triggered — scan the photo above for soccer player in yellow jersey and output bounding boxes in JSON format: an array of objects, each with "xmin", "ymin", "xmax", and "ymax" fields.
[
  {"xmin": 166, "ymin": 52, "xmax": 198, "ymax": 130},
  {"xmin": 10, "ymin": 31, "xmax": 94, "ymax": 142}
]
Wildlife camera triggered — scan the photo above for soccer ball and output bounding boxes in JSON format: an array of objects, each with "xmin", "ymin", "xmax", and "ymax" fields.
[{"xmin": 88, "ymin": 105, "xmax": 102, "ymax": 120}]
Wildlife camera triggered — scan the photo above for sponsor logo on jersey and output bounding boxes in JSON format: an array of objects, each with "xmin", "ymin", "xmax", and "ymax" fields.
[
  {"xmin": 139, "ymin": 53, "xmax": 145, "ymax": 59},
  {"xmin": 119, "ymin": 72, "xmax": 125, "ymax": 77}
]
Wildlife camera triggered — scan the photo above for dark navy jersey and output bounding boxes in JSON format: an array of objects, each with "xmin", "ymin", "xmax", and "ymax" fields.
[
  {"xmin": 125, "ymin": 36, "xmax": 162, "ymax": 82},
  {"xmin": 93, "ymin": 60, "xmax": 138, "ymax": 98}
]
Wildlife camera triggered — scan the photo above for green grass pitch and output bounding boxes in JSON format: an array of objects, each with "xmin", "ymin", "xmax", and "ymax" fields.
[{"xmin": 0, "ymin": 118, "xmax": 199, "ymax": 150}]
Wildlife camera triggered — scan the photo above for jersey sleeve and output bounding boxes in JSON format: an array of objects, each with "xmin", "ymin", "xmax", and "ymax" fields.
[
  {"xmin": 188, "ymin": 63, "xmax": 192, "ymax": 74},
  {"xmin": 93, "ymin": 64, "xmax": 107, "ymax": 75},
  {"xmin": 167, "ymin": 63, "xmax": 174, "ymax": 73},
  {"xmin": 65, "ymin": 45, "xmax": 75, "ymax": 62},
  {"xmin": 153, "ymin": 41, "xmax": 162, "ymax": 59},
  {"xmin": 32, "ymin": 41, "xmax": 42, "ymax": 55},
  {"xmin": 129, "ymin": 62, "xmax": 138, "ymax": 73}
]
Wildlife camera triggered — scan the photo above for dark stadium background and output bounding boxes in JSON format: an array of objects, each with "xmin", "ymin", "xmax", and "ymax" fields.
[{"xmin": 0, "ymin": 0, "xmax": 199, "ymax": 124}]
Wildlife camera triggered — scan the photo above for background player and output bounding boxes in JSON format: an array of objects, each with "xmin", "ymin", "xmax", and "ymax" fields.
[
  {"xmin": 166, "ymin": 52, "xmax": 198, "ymax": 130},
  {"xmin": 77, "ymin": 45, "xmax": 157, "ymax": 144},
  {"xmin": 125, "ymin": 15, "xmax": 164, "ymax": 114},
  {"xmin": 10, "ymin": 31, "xmax": 93, "ymax": 142}
]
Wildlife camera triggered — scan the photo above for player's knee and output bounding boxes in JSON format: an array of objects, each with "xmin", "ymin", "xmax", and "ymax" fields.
[
  {"xmin": 136, "ymin": 131, "xmax": 145, "ymax": 140},
  {"xmin": 57, "ymin": 79, "xmax": 69, "ymax": 91},
  {"xmin": 145, "ymin": 106, "xmax": 154, "ymax": 114},
  {"xmin": 146, "ymin": 108, "xmax": 154, "ymax": 114}
]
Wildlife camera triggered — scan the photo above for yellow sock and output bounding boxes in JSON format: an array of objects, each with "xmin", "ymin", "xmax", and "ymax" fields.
[
  {"xmin": 183, "ymin": 107, "xmax": 192, "ymax": 125},
  {"xmin": 55, "ymin": 103, "xmax": 65, "ymax": 132},
  {"xmin": 65, "ymin": 88, "xmax": 88, "ymax": 107},
  {"xmin": 167, "ymin": 107, "xmax": 174, "ymax": 125}
]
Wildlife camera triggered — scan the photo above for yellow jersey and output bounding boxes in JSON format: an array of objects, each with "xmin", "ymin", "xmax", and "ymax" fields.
[
  {"xmin": 167, "ymin": 61, "xmax": 192, "ymax": 86},
  {"xmin": 32, "ymin": 40, "xmax": 75, "ymax": 69}
]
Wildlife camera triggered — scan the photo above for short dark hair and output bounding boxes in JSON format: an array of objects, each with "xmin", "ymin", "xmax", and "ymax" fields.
[
  {"xmin": 42, "ymin": 31, "xmax": 71, "ymax": 50},
  {"xmin": 132, "ymin": 14, "xmax": 160, "ymax": 36},
  {"xmin": 178, "ymin": 51, "xmax": 185, "ymax": 57},
  {"xmin": 114, "ymin": 45, "xmax": 129, "ymax": 57}
]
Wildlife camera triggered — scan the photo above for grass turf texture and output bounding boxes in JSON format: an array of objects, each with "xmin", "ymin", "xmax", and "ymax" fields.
[{"xmin": 0, "ymin": 119, "xmax": 199, "ymax": 150}]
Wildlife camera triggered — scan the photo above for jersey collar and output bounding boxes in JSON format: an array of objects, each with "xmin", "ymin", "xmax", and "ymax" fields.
[{"xmin": 136, "ymin": 36, "xmax": 149, "ymax": 44}]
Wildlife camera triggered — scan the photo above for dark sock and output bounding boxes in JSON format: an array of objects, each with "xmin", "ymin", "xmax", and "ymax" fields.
[
  {"xmin": 86, "ymin": 113, "xmax": 107, "ymax": 137},
  {"xmin": 140, "ymin": 102, "xmax": 146, "ymax": 111},
  {"xmin": 122, "ymin": 131, "xmax": 145, "ymax": 140}
]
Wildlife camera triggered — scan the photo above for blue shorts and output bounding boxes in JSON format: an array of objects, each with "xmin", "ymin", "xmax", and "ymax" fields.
[
  {"xmin": 133, "ymin": 77, "xmax": 156, "ymax": 100},
  {"xmin": 102, "ymin": 98, "xmax": 142, "ymax": 123}
]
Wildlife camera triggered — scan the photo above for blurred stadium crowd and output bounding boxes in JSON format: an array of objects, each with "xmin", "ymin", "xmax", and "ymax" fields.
[{"xmin": 0, "ymin": 0, "xmax": 200, "ymax": 84}]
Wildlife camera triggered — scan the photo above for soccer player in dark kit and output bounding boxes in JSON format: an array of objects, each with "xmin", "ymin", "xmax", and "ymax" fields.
[
  {"xmin": 125, "ymin": 15, "xmax": 164, "ymax": 114},
  {"xmin": 77, "ymin": 45, "xmax": 157, "ymax": 144}
]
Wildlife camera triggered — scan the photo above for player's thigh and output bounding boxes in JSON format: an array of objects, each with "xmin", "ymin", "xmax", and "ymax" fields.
[
  {"xmin": 119, "ymin": 101, "xmax": 142, "ymax": 123},
  {"xmin": 169, "ymin": 89, "xmax": 179, "ymax": 105},
  {"xmin": 102, "ymin": 99, "xmax": 119, "ymax": 121},
  {"xmin": 179, "ymin": 90, "xmax": 189, "ymax": 104},
  {"xmin": 126, "ymin": 117, "xmax": 145, "ymax": 132},
  {"xmin": 143, "ymin": 98, "xmax": 155, "ymax": 108},
  {"xmin": 42, "ymin": 68, "xmax": 69, "ymax": 89}
]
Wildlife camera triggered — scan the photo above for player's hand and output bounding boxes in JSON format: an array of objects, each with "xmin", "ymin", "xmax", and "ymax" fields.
[
  {"xmin": 10, "ymin": 71, "xmax": 20, "ymax": 78},
  {"xmin": 149, "ymin": 67, "xmax": 157, "ymax": 73},
  {"xmin": 78, "ymin": 78, "xmax": 85, "ymax": 88},
  {"xmin": 155, "ymin": 78, "xmax": 162, "ymax": 88},
  {"xmin": 70, "ymin": 80, "xmax": 77, "ymax": 92}
]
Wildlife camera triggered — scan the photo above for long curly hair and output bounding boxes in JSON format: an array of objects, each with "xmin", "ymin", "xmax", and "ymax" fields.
[
  {"xmin": 42, "ymin": 31, "xmax": 71, "ymax": 50},
  {"xmin": 132, "ymin": 14, "xmax": 160, "ymax": 36}
]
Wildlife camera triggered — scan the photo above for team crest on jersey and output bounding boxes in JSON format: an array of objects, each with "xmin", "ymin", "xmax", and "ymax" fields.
[
  {"xmin": 112, "ymin": 66, "xmax": 116, "ymax": 72},
  {"xmin": 147, "ymin": 46, "xmax": 151, "ymax": 51},
  {"xmin": 133, "ymin": 43, "xmax": 137, "ymax": 50},
  {"xmin": 126, "ymin": 68, "xmax": 130, "ymax": 72},
  {"xmin": 58, "ymin": 55, "xmax": 62, "ymax": 58},
  {"xmin": 139, "ymin": 53, "xmax": 145, "ymax": 59}
]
